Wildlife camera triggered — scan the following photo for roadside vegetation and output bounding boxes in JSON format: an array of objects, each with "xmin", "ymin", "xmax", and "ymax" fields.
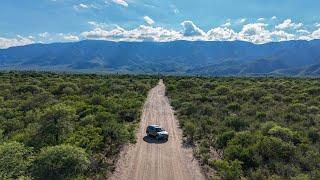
[
  {"xmin": 165, "ymin": 77, "xmax": 320, "ymax": 180},
  {"xmin": 0, "ymin": 71, "xmax": 157, "ymax": 179}
]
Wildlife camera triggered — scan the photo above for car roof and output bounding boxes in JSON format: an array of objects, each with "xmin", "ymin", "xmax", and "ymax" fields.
[{"xmin": 149, "ymin": 124, "xmax": 161, "ymax": 128}]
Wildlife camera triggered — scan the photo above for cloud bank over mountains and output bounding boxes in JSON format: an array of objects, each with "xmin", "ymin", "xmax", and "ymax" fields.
[
  {"xmin": 81, "ymin": 19, "xmax": 320, "ymax": 44},
  {"xmin": 0, "ymin": 36, "xmax": 35, "ymax": 49},
  {"xmin": 1, "ymin": 18, "xmax": 320, "ymax": 49}
]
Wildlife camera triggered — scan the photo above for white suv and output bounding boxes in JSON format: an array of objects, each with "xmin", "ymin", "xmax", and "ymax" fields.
[{"xmin": 146, "ymin": 125, "xmax": 169, "ymax": 140}]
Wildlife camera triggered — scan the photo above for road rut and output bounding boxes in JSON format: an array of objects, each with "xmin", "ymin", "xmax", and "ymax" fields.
[{"xmin": 109, "ymin": 80, "xmax": 205, "ymax": 180}]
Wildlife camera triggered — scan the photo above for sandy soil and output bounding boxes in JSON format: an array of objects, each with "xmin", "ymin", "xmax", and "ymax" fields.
[{"xmin": 109, "ymin": 80, "xmax": 205, "ymax": 180}]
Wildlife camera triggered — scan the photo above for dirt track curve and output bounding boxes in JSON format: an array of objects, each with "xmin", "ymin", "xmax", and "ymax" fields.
[{"xmin": 110, "ymin": 80, "xmax": 205, "ymax": 180}]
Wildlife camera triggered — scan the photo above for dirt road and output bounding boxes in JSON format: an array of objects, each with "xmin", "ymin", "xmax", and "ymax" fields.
[{"xmin": 110, "ymin": 80, "xmax": 205, "ymax": 180}]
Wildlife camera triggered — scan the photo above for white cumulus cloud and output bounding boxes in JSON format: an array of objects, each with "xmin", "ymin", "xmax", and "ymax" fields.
[
  {"xmin": 73, "ymin": 3, "xmax": 97, "ymax": 10},
  {"xmin": 276, "ymin": 19, "xmax": 303, "ymax": 30},
  {"xmin": 297, "ymin": 29, "xmax": 310, "ymax": 34},
  {"xmin": 221, "ymin": 19, "xmax": 232, "ymax": 27},
  {"xmin": 239, "ymin": 18, "xmax": 246, "ymax": 24},
  {"xmin": 270, "ymin": 30, "xmax": 295, "ymax": 41},
  {"xmin": 88, "ymin": 21, "xmax": 110, "ymax": 29},
  {"xmin": 144, "ymin": 16, "xmax": 155, "ymax": 25},
  {"xmin": 221, "ymin": 22, "xmax": 231, "ymax": 27},
  {"xmin": 207, "ymin": 27, "xmax": 237, "ymax": 41},
  {"xmin": 82, "ymin": 27, "xmax": 125, "ymax": 40},
  {"xmin": 39, "ymin": 32, "xmax": 49, "ymax": 38},
  {"xmin": 311, "ymin": 28, "xmax": 320, "ymax": 39},
  {"xmin": 63, "ymin": 35, "xmax": 79, "ymax": 41},
  {"xmin": 0, "ymin": 35, "xmax": 34, "ymax": 49},
  {"xmin": 79, "ymin": 3, "xmax": 89, "ymax": 8},
  {"xmin": 81, "ymin": 25, "xmax": 181, "ymax": 42},
  {"xmin": 238, "ymin": 23, "xmax": 271, "ymax": 44},
  {"xmin": 111, "ymin": 0, "xmax": 128, "ymax": 7},
  {"xmin": 181, "ymin": 21, "xmax": 206, "ymax": 37}
]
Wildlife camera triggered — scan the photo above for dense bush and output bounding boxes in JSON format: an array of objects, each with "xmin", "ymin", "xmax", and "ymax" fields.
[
  {"xmin": 165, "ymin": 77, "xmax": 320, "ymax": 179},
  {"xmin": 31, "ymin": 145, "xmax": 90, "ymax": 180},
  {"xmin": 0, "ymin": 142, "xmax": 33, "ymax": 179},
  {"xmin": 0, "ymin": 71, "xmax": 157, "ymax": 178}
]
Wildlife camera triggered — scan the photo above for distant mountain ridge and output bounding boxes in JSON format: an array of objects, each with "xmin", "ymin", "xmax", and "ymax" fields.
[{"xmin": 1, "ymin": 40, "xmax": 320, "ymax": 76}]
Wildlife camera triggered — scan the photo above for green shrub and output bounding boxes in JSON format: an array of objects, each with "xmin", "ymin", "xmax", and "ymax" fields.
[
  {"xmin": 228, "ymin": 131, "xmax": 256, "ymax": 147},
  {"xmin": 227, "ymin": 103, "xmax": 241, "ymax": 112},
  {"xmin": 38, "ymin": 103, "xmax": 78, "ymax": 146},
  {"xmin": 268, "ymin": 125, "xmax": 294, "ymax": 142},
  {"xmin": 216, "ymin": 131, "xmax": 235, "ymax": 149},
  {"xmin": 212, "ymin": 160, "xmax": 243, "ymax": 180},
  {"xmin": 216, "ymin": 86, "xmax": 229, "ymax": 95},
  {"xmin": 256, "ymin": 112, "xmax": 267, "ymax": 122},
  {"xmin": 225, "ymin": 116, "xmax": 248, "ymax": 131},
  {"xmin": 249, "ymin": 169, "xmax": 268, "ymax": 180},
  {"xmin": 183, "ymin": 121, "xmax": 197, "ymax": 142},
  {"xmin": 255, "ymin": 136, "xmax": 295, "ymax": 162},
  {"xmin": 31, "ymin": 145, "xmax": 90, "ymax": 180},
  {"xmin": 308, "ymin": 129, "xmax": 320, "ymax": 143},
  {"xmin": 224, "ymin": 145, "xmax": 256, "ymax": 170},
  {"xmin": 0, "ymin": 142, "xmax": 33, "ymax": 178},
  {"xmin": 64, "ymin": 125, "xmax": 104, "ymax": 153}
]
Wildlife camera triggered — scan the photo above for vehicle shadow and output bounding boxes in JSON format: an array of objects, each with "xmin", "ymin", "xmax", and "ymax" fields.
[{"xmin": 143, "ymin": 135, "xmax": 168, "ymax": 144}]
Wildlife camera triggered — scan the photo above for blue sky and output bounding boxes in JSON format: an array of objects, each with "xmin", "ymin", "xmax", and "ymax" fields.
[{"xmin": 1, "ymin": 0, "xmax": 320, "ymax": 48}]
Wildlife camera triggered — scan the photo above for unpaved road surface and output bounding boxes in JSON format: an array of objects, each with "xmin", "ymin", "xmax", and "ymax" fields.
[{"xmin": 110, "ymin": 80, "xmax": 205, "ymax": 180}]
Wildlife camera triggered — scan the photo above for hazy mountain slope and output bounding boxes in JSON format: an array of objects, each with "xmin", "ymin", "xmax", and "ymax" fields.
[{"xmin": 1, "ymin": 40, "xmax": 320, "ymax": 76}]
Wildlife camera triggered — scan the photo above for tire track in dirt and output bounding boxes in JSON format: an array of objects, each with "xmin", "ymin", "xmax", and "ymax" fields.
[{"xmin": 109, "ymin": 80, "xmax": 205, "ymax": 180}]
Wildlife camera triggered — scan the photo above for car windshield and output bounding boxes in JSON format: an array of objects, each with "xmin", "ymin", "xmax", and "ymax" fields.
[{"xmin": 155, "ymin": 128, "xmax": 163, "ymax": 132}]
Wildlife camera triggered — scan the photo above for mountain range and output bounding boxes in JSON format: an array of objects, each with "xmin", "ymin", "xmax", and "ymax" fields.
[{"xmin": 1, "ymin": 40, "xmax": 320, "ymax": 76}]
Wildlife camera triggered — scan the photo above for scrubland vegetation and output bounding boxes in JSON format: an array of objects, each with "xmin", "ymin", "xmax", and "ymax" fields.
[
  {"xmin": 2, "ymin": 71, "xmax": 320, "ymax": 180},
  {"xmin": 165, "ymin": 77, "xmax": 320, "ymax": 180},
  {"xmin": 0, "ymin": 72, "xmax": 157, "ymax": 179}
]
